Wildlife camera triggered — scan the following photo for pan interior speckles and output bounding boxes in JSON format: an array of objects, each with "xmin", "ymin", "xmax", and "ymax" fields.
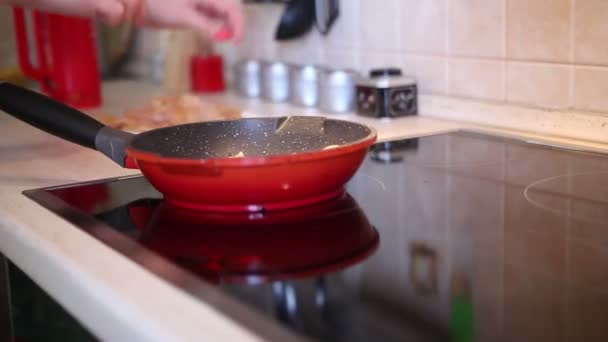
[{"xmin": 129, "ymin": 116, "xmax": 374, "ymax": 159}]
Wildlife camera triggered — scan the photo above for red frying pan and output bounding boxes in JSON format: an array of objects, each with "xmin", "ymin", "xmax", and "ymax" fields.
[{"xmin": 0, "ymin": 82, "xmax": 377, "ymax": 212}]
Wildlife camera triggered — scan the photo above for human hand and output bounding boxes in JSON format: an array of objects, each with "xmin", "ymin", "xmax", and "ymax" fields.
[
  {"xmin": 1, "ymin": 0, "xmax": 244, "ymax": 42},
  {"xmin": 127, "ymin": 0, "xmax": 245, "ymax": 42}
]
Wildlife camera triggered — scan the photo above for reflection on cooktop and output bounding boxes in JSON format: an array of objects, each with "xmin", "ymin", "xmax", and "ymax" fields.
[
  {"xmin": 114, "ymin": 193, "xmax": 379, "ymax": 285},
  {"xmin": 24, "ymin": 131, "xmax": 608, "ymax": 342},
  {"xmin": 525, "ymin": 171, "xmax": 608, "ymax": 227}
]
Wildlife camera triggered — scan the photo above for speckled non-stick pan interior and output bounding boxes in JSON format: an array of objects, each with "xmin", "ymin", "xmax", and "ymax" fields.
[{"xmin": 129, "ymin": 116, "xmax": 374, "ymax": 159}]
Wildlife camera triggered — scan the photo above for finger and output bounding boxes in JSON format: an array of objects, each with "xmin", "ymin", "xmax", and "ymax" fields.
[
  {"xmin": 132, "ymin": 0, "xmax": 148, "ymax": 25},
  {"xmin": 227, "ymin": 0, "xmax": 245, "ymax": 42},
  {"xmin": 194, "ymin": 0, "xmax": 245, "ymax": 42},
  {"xmin": 94, "ymin": 0, "xmax": 126, "ymax": 25},
  {"xmin": 185, "ymin": 12, "xmax": 224, "ymax": 39},
  {"xmin": 117, "ymin": 0, "xmax": 143, "ymax": 21},
  {"xmin": 213, "ymin": 27, "xmax": 233, "ymax": 41}
]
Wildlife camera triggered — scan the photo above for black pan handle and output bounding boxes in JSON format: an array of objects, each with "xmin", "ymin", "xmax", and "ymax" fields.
[{"xmin": 0, "ymin": 82, "xmax": 134, "ymax": 167}]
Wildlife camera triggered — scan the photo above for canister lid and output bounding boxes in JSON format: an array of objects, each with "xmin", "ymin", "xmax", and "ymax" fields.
[
  {"xmin": 370, "ymin": 68, "xmax": 402, "ymax": 78},
  {"xmin": 321, "ymin": 69, "xmax": 359, "ymax": 87},
  {"xmin": 357, "ymin": 67, "xmax": 416, "ymax": 89},
  {"xmin": 236, "ymin": 59, "xmax": 262, "ymax": 73},
  {"xmin": 292, "ymin": 65, "xmax": 325, "ymax": 81},
  {"xmin": 263, "ymin": 61, "xmax": 291, "ymax": 77}
]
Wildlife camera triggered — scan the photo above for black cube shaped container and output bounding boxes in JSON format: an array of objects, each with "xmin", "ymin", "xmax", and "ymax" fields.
[{"xmin": 356, "ymin": 68, "xmax": 418, "ymax": 118}]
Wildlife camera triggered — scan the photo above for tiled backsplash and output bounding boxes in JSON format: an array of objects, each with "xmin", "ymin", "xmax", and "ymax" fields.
[
  {"xmin": 231, "ymin": 0, "xmax": 608, "ymax": 115},
  {"xmin": 0, "ymin": 8, "xmax": 16, "ymax": 69}
]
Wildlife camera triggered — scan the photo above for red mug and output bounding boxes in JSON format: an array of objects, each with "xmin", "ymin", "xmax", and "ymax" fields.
[
  {"xmin": 12, "ymin": 8, "xmax": 102, "ymax": 108},
  {"xmin": 191, "ymin": 54, "xmax": 226, "ymax": 93}
]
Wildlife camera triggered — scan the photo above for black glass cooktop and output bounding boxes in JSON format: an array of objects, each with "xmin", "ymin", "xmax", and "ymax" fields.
[{"xmin": 24, "ymin": 131, "xmax": 608, "ymax": 342}]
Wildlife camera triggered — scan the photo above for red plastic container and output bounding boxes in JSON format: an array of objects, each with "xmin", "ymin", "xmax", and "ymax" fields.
[
  {"xmin": 191, "ymin": 54, "xmax": 226, "ymax": 93},
  {"xmin": 12, "ymin": 8, "xmax": 102, "ymax": 108}
]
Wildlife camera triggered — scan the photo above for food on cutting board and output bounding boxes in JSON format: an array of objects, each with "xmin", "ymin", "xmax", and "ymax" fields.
[{"xmin": 95, "ymin": 94, "xmax": 241, "ymax": 132}]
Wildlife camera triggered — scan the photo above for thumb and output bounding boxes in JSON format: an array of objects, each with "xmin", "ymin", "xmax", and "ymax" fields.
[
  {"xmin": 94, "ymin": 0, "xmax": 126, "ymax": 25},
  {"xmin": 186, "ymin": 12, "xmax": 225, "ymax": 39}
]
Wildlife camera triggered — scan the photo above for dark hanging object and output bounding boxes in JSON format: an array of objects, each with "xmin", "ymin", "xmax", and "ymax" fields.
[{"xmin": 275, "ymin": 0, "xmax": 316, "ymax": 40}]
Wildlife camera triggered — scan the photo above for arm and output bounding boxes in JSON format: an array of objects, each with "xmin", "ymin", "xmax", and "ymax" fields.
[
  {"xmin": 0, "ymin": 0, "xmax": 244, "ymax": 42},
  {"xmin": 0, "ymin": 0, "xmax": 124, "ymax": 23}
]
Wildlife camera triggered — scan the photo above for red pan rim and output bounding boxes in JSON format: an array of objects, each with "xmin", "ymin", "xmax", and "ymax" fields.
[{"xmin": 125, "ymin": 117, "xmax": 378, "ymax": 167}]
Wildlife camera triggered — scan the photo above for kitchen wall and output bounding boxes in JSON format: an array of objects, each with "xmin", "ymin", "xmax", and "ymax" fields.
[
  {"xmin": 228, "ymin": 0, "xmax": 608, "ymax": 142},
  {"xmin": 0, "ymin": 8, "xmax": 16, "ymax": 70},
  {"xmin": 2, "ymin": 2, "xmax": 607, "ymax": 142}
]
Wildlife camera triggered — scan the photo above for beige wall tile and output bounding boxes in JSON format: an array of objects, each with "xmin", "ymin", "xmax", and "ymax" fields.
[
  {"xmin": 321, "ymin": 49, "xmax": 360, "ymax": 71},
  {"xmin": 360, "ymin": 0, "xmax": 401, "ymax": 51},
  {"xmin": 359, "ymin": 53, "xmax": 446, "ymax": 95},
  {"xmin": 402, "ymin": 55, "xmax": 447, "ymax": 94},
  {"xmin": 401, "ymin": 0, "xmax": 446, "ymax": 54},
  {"xmin": 277, "ymin": 31, "xmax": 323, "ymax": 65},
  {"xmin": 359, "ymin": 51, "xmax": 402, "ymax": 76},
  {"xmin": 243, "ymin": 4, "xmax": 283, "ymax": 41},
  {"xmin": 574, "ymin": 0, "xmax": 608, "ymax": 65},
  {"xmin": 449, "ymin": 0, "xmax": 504, "ymax": 58},
  {"xmin": 573, "ymin": 67, "xmax": 608, "ymax": 112},
  {"xmin": 448, "ymin": 59, "xmax": 505, "ymax": 101},
  {"xmin": 507, "ymin": 0, "xmax": 571, "ymax": 63},
  {"xmin": 507, "ymin": 62, "xmax": 571, "ymax": 109},
  {"xmin": 235, "ymin": 36, "xmax": 271, "ymax": 60},
  {"xmin": 239, "ymin": 4, "xmax": 282, "ymax": 60}
]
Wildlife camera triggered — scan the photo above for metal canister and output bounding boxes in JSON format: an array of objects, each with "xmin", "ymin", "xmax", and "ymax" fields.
[
  {"xmin": 262, "ymin": 61, "xmax": 291, "ymax": 102},
  {"xmin": 290, "ymin": 65, "xmax": 323, "ymax": 107},
  {"xmin": 234, "ymin": 59, "xmax": 262, "ymax": 97},
  {"xmin": 319, "ymin": 69, "xmax": 358, "ymax": 113}
]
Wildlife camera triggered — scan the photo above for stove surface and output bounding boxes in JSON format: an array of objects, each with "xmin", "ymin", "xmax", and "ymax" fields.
[{"xmin": 24, "ymin": 131, "xmax": 608, "ymax": 342}]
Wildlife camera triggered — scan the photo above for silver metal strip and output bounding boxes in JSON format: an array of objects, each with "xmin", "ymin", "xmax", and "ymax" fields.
[{"xmin": 0, "ymin": 254, "xmax": 14, "ymax": 342}]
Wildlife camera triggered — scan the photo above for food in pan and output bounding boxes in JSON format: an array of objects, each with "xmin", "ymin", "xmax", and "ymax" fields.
[
  {"xmin": 0, "ymin": 82, "xmax": 378, "ymax": 213},
  {"xmin": 95, "ymin": 94, "xmax": 241, "ymax": 132},
  {"xmin": 323, "ymin": 145, "xmax": 340, "ymax": 150}
]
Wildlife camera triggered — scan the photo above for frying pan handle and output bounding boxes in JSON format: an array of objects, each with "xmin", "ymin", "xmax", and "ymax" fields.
[{"xmin": 0, "ymin": 82, "xmax": 134, "ymax": 167}]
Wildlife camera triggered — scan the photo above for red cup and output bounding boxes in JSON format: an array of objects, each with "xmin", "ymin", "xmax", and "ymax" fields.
[
  {"xmin": 13, "ymin": 8, "xmax": 102, "ymax": 108},
  {"xmin": 191, "ymin": 55, "xmax": 226, "ymax": 93}
]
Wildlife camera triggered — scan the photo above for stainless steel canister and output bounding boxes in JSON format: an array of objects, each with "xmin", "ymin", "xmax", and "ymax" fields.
[
  {"xmin": 319, "ymin": 69, "xmax": 358, "ymax": 113},
  {"xmin": 262, "ymin": 61, "xmax": 291, "ymax": 102},
  {"xmin": 290, "ymin": 65, "xmax": 324, "ymax": 107},
  {"xmin": 234, "ymin": 59, "xmax": 262, "ymax": 97}
]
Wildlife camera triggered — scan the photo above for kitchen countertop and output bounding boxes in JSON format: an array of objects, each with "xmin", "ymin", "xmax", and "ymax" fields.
[{"xmin": 1, "ymin": 80, "xmax": 607, "ymax": 341}]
